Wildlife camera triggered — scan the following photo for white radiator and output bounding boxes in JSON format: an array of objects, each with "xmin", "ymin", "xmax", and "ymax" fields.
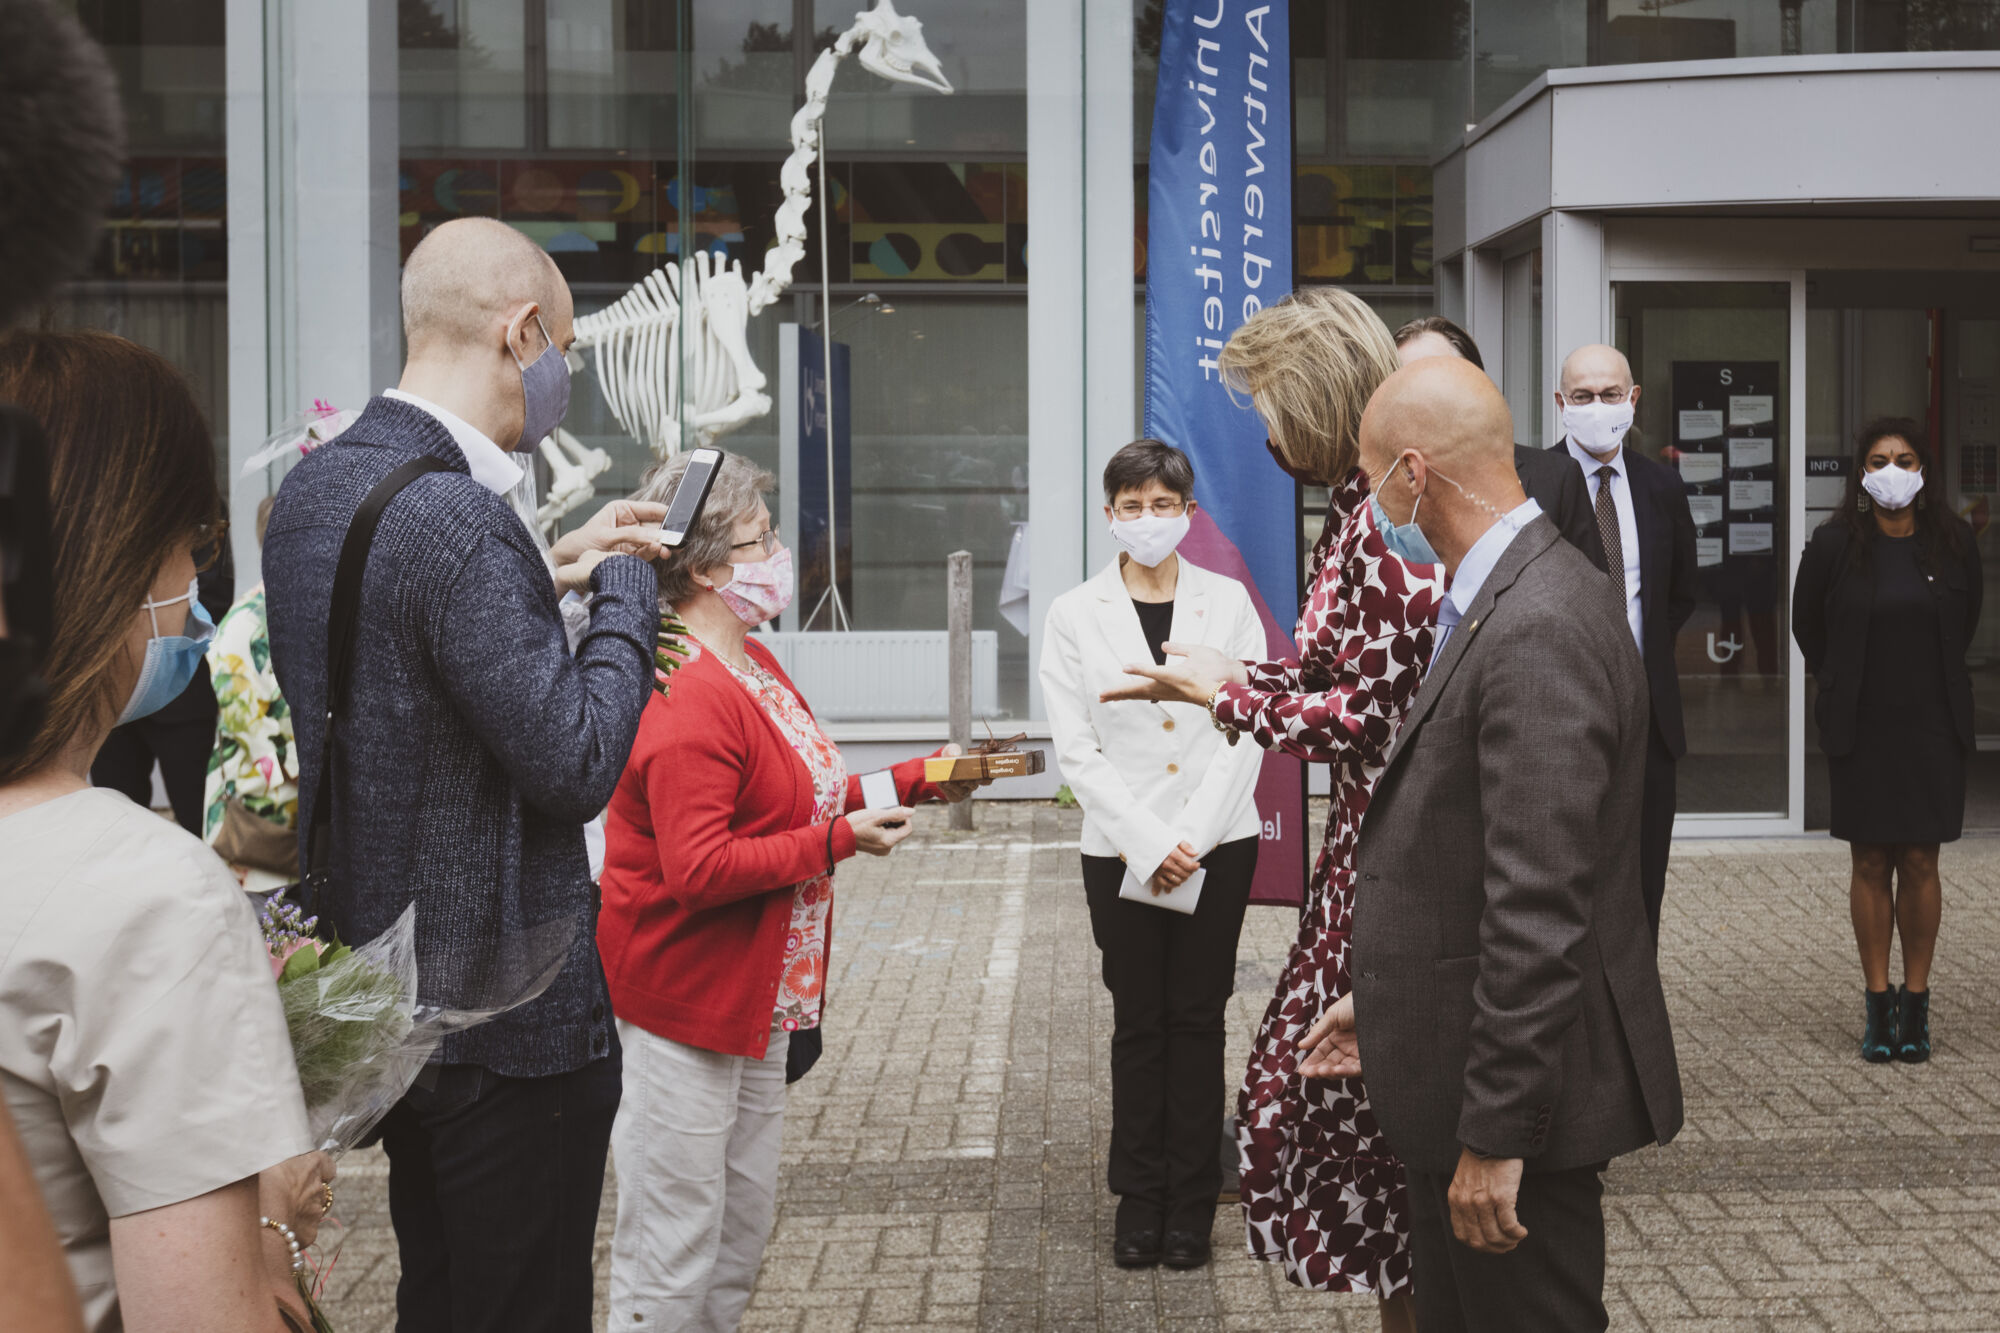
[{"xmin": 753, "ymin": 631, "xmax": 999, "ymax": 722}]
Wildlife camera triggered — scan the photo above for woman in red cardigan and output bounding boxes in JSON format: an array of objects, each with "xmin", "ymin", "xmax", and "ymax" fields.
[{"xmin": 597, "ymin": 450, "xmax": 977, "ymax": 1332}]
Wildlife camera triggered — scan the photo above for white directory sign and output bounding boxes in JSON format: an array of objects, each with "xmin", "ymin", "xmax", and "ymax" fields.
[
  {"xmin": 1696, "ymin": 537, "xmax": 1724, "ymax": 568},
  {"xmin": 1729, "ymin": 479, "xmax": 1774, "ymax": 511},
  {"xmin": 1678, "ymin": 451, "xmax": 1724, "ymax": 484},
  {"xmin": 1729, "ymin": 395, "xmax": 1775, "ymax": 427},
  {"xmin": 1729, "ymin": 522, "xmax": 1774, "ymax": 555},
  {"xmin": 1728, "ymin": 437, "xmax": 1774, "ymax": 469},
  {"xmin": 1687, "ymin": 495, "xmax": 1724, "ymax": 527},
  {"xmin": 1678, "ymin": 410, "xmax": 1725, "ymax": 441}
]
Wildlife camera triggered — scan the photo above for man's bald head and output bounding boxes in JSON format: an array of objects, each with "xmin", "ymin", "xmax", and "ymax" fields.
[
  {"xmin": 401, "ymin": 217, "xmax": 567, "ymax": 354},
  {"xmin": 1360, "ymin": 356, "xmax": 1525, "ymax": 573},
  {"xmin": 1558, "ymin": 343, "xmax": 1634, "ymax": 395},
  {"xmin": 1360, "ymin": 356, "xmax": 1515, "ymax": 482}
]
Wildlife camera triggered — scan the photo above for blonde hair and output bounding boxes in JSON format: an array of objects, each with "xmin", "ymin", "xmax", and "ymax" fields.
[{"xmin": 1217, "ymin": 287, "xmax": 1399, "ymax": 486}]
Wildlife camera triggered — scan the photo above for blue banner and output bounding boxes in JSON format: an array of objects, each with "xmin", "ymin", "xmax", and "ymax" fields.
[{"xmin": 1144, "ymin": 0, "xmax": 1301, "ymax": 906}]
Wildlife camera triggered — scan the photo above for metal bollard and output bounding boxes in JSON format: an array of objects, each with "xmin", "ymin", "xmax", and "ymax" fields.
[{"xmin": 947, "ymin": 549, "xmax": 973, "ymax": 831}]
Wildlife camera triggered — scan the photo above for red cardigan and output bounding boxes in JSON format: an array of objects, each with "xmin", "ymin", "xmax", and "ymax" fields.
[{"xmin": 597, "ymin": 637, "xmax": 940, "ymax": 1059}]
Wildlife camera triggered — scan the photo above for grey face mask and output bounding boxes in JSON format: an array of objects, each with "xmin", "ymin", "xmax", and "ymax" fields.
[{"xmin": 513, "ymin": 312, "xmax": 571, "ymax": 450}]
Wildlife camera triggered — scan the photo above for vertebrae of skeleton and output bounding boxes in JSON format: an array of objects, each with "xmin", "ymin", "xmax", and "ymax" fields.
[{"xmin": 563, "ymin": 0, "xmax": 951, "ymax": 480}]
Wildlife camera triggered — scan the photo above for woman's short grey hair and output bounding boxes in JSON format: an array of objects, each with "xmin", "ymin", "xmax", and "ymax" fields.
[
  {"xmin": 1102, "ymin": 438, "xmax": 1195, "ymax": 504},
  {"xmin": 632, "ymin": 449, "xmax": 775, "ymax": 609}
]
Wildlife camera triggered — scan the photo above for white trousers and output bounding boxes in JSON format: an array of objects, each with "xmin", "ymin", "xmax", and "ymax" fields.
[{"xmin": 609, "ymin": 1019, "xmax": 790, "ymax": 1333}]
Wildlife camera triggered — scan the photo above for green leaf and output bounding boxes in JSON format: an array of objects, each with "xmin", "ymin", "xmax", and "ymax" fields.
[{"xmin": 278, "ymin": 943, "xmax": 322, "ymax": 983}]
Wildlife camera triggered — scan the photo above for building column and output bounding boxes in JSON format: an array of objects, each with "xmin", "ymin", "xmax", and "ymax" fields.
[
  {"xmin": 226, "ymin": 0, "xmax": 400, "ymax": 586},
  {"xmin": 1465, "ymin": 245, "xmax": 1507, "ymax": 391},
  {"xmin": 1023, "ymin": 0, "xmax": 1134, "ymax": 721},
  {"xmin": 1541, "ymin": 209, "xmax": 1606, "ymax": 415}
]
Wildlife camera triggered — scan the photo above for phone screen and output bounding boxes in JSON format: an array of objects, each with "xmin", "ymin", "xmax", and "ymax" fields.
[{"xmin": 660, "ymin": 448, "xmax": 723, "ymax": 548}]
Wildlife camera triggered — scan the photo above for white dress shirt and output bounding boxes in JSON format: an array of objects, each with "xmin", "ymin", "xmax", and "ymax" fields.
[
  {"xmin": 1566, "ymin": 437, "xmax": 1644, "ymax": 651},
  {"xmin": 1430, "ymin": 499, "xmax": 1542, "ymax": 669}
]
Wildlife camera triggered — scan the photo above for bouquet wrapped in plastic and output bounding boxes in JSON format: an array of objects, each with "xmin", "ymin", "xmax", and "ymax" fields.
[
  {"xmin": 239, "ymin": 400, "xmax": 360, "ymax": 479},
  {"xmin": 259, "ymin": 890, "xmax": 575, "ymax": 1327}
]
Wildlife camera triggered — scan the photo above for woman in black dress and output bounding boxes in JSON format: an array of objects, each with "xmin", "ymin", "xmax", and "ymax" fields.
[{"xmin": 1793, "ymin": 418, "xmax": 1982, "ymax": 1065}]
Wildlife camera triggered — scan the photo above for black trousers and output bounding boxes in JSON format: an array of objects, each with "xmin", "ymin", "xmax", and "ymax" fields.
[
  {"xmin": 1081, "ymin": 836, "xmax": 1255, "ymax": 1233},
  {"xmin": 1640, "ymin": 729, "xmax": 1676, "ymax": 938},
  {"xmin": 90, "ymin": 662, "xmax": 218, "ymax": 837},
  {"xmin": 379, "ymin": 1052, "xmax": 621, "ymax": 1333},
  {"xmin": 1404, "ymin": 1161, "xmax": 1609, "ymax": 1332}
]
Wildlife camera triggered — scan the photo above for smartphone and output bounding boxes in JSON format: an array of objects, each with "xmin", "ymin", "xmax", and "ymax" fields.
[{"xmin": 660, "ymin": 447, "xmax": 723, "ymax": 548}]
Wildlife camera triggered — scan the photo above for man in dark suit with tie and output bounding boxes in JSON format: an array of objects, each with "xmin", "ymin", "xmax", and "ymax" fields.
[
  {"xmin": 1393, "ymin": 317, "xmax": 1605, "ymax": 573},
  {"xmin": 1302, "ymin": 356, "xmax": 1682, "ymax": 1331},
  {"xmin": 1554, "ymin": 345, "xmax": 1699, "ymax": 938}
]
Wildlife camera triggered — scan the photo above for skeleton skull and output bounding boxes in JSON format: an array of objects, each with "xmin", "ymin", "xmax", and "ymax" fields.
[{"xmin": 855, "ymin": 1, "xmax": 953, "ymax": 95}]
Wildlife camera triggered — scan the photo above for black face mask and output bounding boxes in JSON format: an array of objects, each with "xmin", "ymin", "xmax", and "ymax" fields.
[{"xmin": 1264, "ymin": 437, "xmax": 1321, "ymax": 487}]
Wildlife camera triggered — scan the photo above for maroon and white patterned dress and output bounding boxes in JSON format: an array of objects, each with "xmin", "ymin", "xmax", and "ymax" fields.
[{"xmin": 1212, "ymin": 467, "xmax": 1444, "ymax": 1295}]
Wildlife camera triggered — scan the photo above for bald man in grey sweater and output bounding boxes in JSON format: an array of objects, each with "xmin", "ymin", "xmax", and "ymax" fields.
[{"xmin": 266, "ymin": 218, "xmax": 666, "ymax": 1332}]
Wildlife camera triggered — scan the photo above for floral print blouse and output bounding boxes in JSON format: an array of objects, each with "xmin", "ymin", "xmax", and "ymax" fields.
[
  {"xmin": 710, "ymin": 648, "xmax": 847, "ymax": 1033},
  {"xmin": 201, "ymin": 587, "xmax": 300, "ymax": 844}
]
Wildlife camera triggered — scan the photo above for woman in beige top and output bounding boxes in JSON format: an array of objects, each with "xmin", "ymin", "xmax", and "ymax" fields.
[{"xmin": 0, "ymin": 330, "xmax": 334, "ymax": 1332}]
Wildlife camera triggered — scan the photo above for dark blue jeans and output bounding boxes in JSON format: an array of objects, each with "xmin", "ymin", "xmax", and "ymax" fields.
[{"xmin": 379, "ymin": 1050, "xmax": 622, "ymax": 1333}]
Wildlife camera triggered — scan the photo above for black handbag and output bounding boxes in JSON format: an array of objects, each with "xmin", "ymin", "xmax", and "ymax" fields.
[
  {"xmin": 786, "ymin": 1024, "xmax": 822, "ymax": 1084},
  {"xmin": 297, "ymin": 456, "xmax": 450, "ymax": 919}
]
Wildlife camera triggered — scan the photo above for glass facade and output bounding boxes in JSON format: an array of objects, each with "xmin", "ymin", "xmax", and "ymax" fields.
[
  {"xmin": 39, "ymin": 0, "xmax": 2000, "ymax": 756},
  {"xmin": 60, "ymin": 1, "xmax": 229, "ymax": 491}
]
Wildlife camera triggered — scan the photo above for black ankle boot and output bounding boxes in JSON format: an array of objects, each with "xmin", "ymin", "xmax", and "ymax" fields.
[
  {"xmin": 1861, "ymin": 988, "xmax": 1898, "ymax": 1063},
  {"xmin": 1896, "ymin": 986, "xmax": 1931, "ymax": 1063}
]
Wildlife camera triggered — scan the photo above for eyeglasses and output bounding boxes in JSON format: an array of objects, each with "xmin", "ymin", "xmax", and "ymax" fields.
[
  {"xmin": 731, "ymin": 527, "xmax": 782, "ymax": 557},
  {"xmin": 1113, "ymin": 499, "xmax": 1190, "ymax": 519},
  {"xmin": 1563, "ymin": 387, "xmax": 1631, "ymax": 406},
  {"xmin": 193, "ymin": 519, "xmax": 230, "ymax": 573}
]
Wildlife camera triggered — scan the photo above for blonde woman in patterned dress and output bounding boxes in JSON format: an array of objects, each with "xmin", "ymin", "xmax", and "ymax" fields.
[{"xmin": 1105, "ymin": 288, "xmax": 1443, "ymax": 1331}]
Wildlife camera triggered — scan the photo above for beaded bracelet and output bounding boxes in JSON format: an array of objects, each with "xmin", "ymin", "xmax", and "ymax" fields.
[{"xmin": 261, "ymin": 1216, "xmax": 306, "ymax": 1274}]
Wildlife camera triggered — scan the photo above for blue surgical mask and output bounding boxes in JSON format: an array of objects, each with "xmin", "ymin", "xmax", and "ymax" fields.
[
  {"xmin": 117, "ymin": 577, "xmax": 215, "ymax": 725},
  {"xmin": 513, "ymin": 313, "xmax": 572, "ymax": 450},
  {"xmin": 1367, "ymin": 484, "xmax": 1441, "ymax": 568}
]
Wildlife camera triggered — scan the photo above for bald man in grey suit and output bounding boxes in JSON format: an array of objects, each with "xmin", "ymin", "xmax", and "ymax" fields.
[{"xmin": 1300, "ymin": 358, "xmax": 1682, "ymax": 1331}]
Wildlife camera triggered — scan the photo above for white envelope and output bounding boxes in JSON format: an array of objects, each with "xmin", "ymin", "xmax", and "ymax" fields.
[{"xmin": 1119, "ymin": 864, "xmax": 1206, "ymax": 915}]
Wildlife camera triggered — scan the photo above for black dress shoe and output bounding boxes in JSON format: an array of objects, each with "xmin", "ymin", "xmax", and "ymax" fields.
[
  {"xmin": 1896, "ymin": 985, "xmax": 1931, "ymax": 1063},
  {"xmin": 1114, "ymin": 1229, "xmax": 1163, "ymax": 1269},
  {"xmin": 1861, "ymin": 987, "xmax": 1897, "ymax": 1063},
  {"xmin": 1162, "ymin": 1229, "xmax": 1211, "ymax": 1270}
]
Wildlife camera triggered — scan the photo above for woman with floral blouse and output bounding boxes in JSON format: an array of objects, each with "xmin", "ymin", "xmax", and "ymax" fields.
[
  {"xmin": 204, "ymin": 498, "xmax": 301, "ymax": 884},
  {"xmin": 595, "ymin": 450, "xmax": 980, "ymax": 1332},
  {"xmin": 1105, "ymin": 288, "xmax": 1443, "ymax": 1333}
]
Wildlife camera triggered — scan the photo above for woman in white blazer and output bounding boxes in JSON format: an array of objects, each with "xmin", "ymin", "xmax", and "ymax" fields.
[{"xmin": 1039, "ymin": 439, "xmax": 1265, "ymax": 1273}]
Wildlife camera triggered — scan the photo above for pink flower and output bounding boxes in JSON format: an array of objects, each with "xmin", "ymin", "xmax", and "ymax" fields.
[{"xmin": 270, "ymin": 936, "xmax": 317, "ymax": 978}]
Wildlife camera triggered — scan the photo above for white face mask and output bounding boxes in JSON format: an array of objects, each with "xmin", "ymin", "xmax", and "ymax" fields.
[
  {"xmin": 1108, "ymin": 511, "xmax": 1190, "ymax": 568},
  {"xmin": 1562, "ymin": 398, "xmax": 1635, "ymax": 456},
  {"xmin": 1862, "ymin": 463, "xmax": 1924, "ymax": 511}
]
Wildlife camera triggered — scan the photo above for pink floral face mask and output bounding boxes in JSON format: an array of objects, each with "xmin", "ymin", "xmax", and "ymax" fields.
[{"xmin": 711, "ymin": 546, "xmax": 795, "ymax": 626}]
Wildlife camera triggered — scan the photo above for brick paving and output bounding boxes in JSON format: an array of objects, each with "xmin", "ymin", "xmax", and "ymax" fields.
[{"xmin": 317, "ymin": 804, "xmax": 2000, "ymax": 1331}]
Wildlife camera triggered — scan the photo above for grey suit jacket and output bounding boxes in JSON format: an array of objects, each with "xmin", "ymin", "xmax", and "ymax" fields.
[{"xmin": 1350, "ymin": 515, "xmax": 1683, "ymax": 1174}]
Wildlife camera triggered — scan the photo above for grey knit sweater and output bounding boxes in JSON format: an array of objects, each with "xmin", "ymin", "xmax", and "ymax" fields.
[{"xmin": 264, "ymin": 396, "xmax": 657, "ymax": 1077}]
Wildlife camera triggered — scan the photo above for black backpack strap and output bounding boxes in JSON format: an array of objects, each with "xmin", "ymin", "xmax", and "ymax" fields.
[{"xmin": 302, "ymin": 456, "xmax": 450, "ymax": 908}]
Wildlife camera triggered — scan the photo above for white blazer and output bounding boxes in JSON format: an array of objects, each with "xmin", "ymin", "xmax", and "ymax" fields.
[{"xmin": 1039, "ymin": 555, "xmax": 1265, "ymax": 882}]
